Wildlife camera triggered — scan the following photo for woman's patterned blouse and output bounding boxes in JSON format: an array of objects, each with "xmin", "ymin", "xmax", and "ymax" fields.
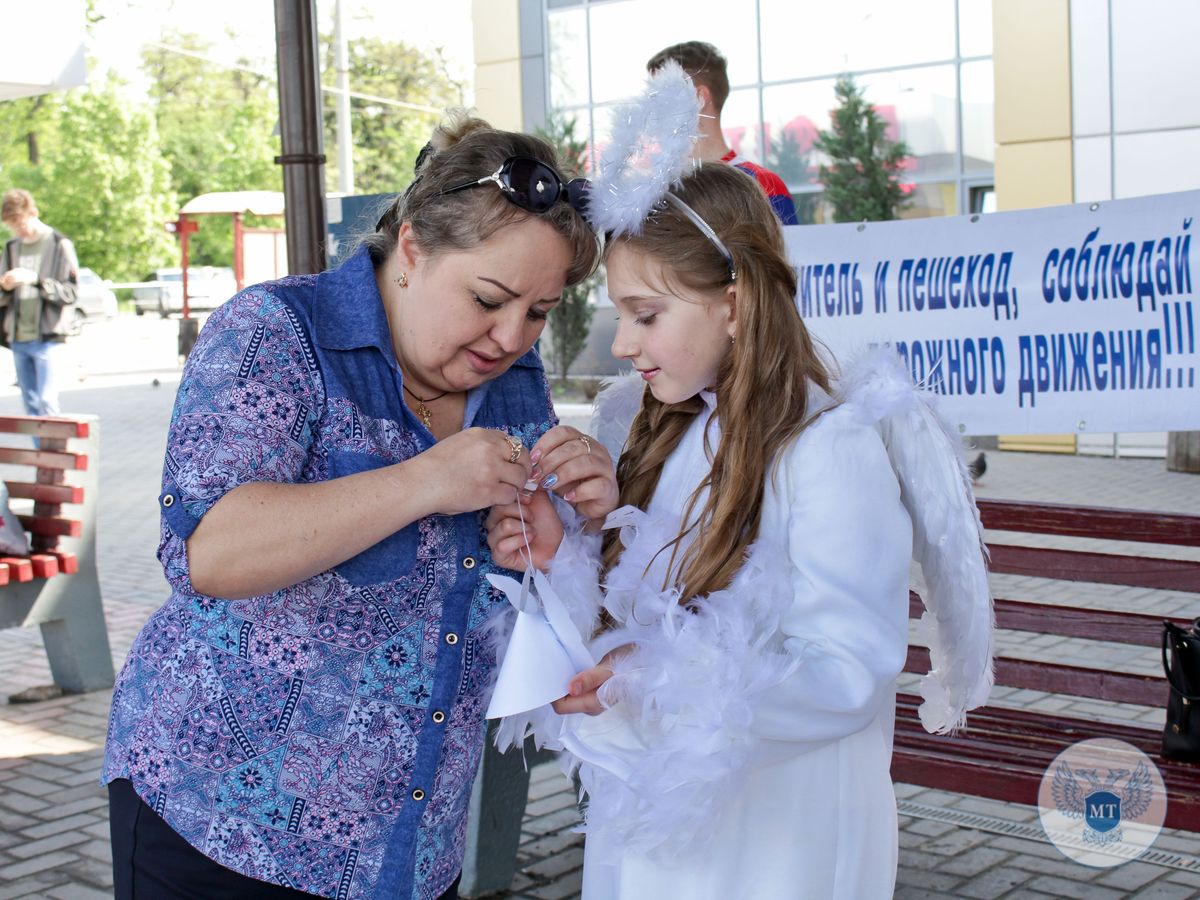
[{"xmin": 103, "ymin": 246, "xmax": 557, "ymax": 900}]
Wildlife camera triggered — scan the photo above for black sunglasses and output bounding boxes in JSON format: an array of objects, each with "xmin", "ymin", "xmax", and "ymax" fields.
[{"xmin": 440, "ymin": 156, "xmax": 591, "ymax": 220}]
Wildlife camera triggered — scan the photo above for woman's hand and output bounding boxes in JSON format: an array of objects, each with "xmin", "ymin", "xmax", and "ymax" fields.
[
  {"xmin": 552, "ymin": 656, "xmax": 618, "ymax": 716},
  {"xmin": 530, "ymin": 426, "xmax": 619, "ymax": 522},
  {"xmin": 416, "ymin": 427, "xmax": 534, "ymax": 516},
  {"xmin": 189, "ymin": 429, "xmax": 533, "ymax": 598},
  {"xmin": 486, "ymin": 488, "xmax": 564, "ymax": 572}
]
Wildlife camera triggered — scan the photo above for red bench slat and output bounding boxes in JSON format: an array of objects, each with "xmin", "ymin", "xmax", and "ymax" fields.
[
  {"xmin": 988, "ymin": 543, "xmax": 1200, "ymax": 591},
  {"xmin": 0, "ymin": 416, "xmax": 89, "ymax": 440},
  {"xmin": 908, "ymin": 593, "xmax": 1189, "ymax": 646},
  {"xmin": 28, "ymin": 554, "xmax": 59, "ymax": 578},
  {"xmin": 0, "ymin": 557, "xmax": 34, "ymax": 582},
  {"xmin": 48, "ymin": 551, "xmax": 78, "ymax": 575},
  {"xmin": 978, "ymin": 498, "xmax": 1200, "ymax": 547},
  {"xmin": 5, "ymin": 481, "xmax": 84, "ymax": 504},
  {"xmin": 0, "ymin": 447, "xmax": 87, "ymax": 472},
  {"xmin": 903, "ymin": 645, "xmax": 1168, "ymax": 706},
  {"xmin": 16, "ymin": 515, "xmax": 83, "ymax": 539}
]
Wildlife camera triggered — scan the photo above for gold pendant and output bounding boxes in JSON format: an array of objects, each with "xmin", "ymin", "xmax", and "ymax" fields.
[{"xmin": 416, "ymin": 402, "xmax": 433, "ymax": 428}]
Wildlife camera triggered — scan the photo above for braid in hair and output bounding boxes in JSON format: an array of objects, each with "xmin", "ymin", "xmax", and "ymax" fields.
[{"xmin": 600, "ymin": 393, "xmax": 705, "ymax": 582}]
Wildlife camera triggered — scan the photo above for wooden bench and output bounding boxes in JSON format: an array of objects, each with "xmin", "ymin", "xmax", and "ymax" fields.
[
  {"xmin": 0, "ymin": 414, "xmax": 113, "ymax": 694},
  {"xmin": 893, "ymin": 498, "xmax": 1200, "ymax": 833},
  {"xmin": 464, "ymin": 497, "xmax": 1200, "ymax": 896}
]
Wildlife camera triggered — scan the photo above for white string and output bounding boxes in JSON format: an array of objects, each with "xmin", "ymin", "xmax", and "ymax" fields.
[{"xmin": 514, "ymin": 491, "xmax": 535, "ymax": 575}]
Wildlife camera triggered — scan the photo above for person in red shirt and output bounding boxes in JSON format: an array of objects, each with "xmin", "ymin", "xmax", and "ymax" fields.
[{"xmin": 647, "ymin": 41, "xmax": 799, "ymax": 226}]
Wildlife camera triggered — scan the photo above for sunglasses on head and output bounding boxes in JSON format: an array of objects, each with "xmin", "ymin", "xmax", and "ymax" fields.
[{"xmin": 440, "ymin": 156, "xmax": 591, "ymax": 220}]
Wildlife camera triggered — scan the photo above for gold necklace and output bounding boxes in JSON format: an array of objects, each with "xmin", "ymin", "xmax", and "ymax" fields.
[{"xmin": 402, "ymin": 383, "xmax": 449, "ymax": 429}]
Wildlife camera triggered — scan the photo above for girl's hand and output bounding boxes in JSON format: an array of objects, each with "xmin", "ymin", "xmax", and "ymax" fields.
[
  {"xmin": 552, "ymin": 649, "xmax": 625, "ymax": 715},
  {"xmin": 486, "ymin": 488, "xmax": 564, "ymax": 572},
  {"xmin": 417, "ymin": 427, "xmax": 533, "ymax": 516},
  {"xmin": 530, "ymin": 426, "xmax": 619, "ymax": 522}
]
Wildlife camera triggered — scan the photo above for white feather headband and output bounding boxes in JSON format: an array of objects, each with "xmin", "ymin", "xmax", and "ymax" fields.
[{"xmin": 587, "ymin": 60, "xmax": 700, "ymax": 237}]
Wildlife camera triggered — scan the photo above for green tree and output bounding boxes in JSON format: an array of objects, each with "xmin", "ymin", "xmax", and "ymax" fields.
[
  {"xmin": 38, "ymin": 86, "xmax": 176, "ymax": 282},
  {"xmin": 814, "ymin": 75, "xmax": 911, "ymax": 223},
  {"xmin": 0, "ymin": 95, "xmax": 59, "ymax": 175},
  {"xmin": 535, "ymin": 112, "xmax": 597, "ymax": 385},
  {"xmin": 765, "ymin": 125, "xmax": 813, "ymax": 189},
  {"xmin": 141, "ymin": 32, "xmax": 281, "ymax": 266},
  {"xmin": 321, "ymin": 37, "xmax": 464, "ymax": 196}
]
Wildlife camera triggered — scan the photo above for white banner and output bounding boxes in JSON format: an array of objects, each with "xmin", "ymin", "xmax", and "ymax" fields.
[{"xmin": 784, "ymin": 192, "xmax": 1199, "ymax": 435}]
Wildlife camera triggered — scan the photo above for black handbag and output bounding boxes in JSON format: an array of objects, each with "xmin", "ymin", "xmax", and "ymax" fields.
[{"xmin": 1162, "ymin": 618, "xmax": 1200, "ymax": 761}]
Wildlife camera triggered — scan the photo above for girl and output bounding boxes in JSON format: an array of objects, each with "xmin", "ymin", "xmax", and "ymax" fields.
[{"xmin": 488, "ymin": 81, "xmax": 990, "ymax": 899}]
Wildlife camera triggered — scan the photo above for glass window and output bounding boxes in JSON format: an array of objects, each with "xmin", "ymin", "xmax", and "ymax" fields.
[
  {"xmin": 1114, "ymin": 129, "xmax": 1200, "ymax": 198},
  {"xmin": 791, "ymin": 191, "xmax": 832, "ymax": 225},
  {"xmin": 957, "ymin": 0, "xmax": 993, "ymax": 57},
  {"xmin": 961, "ymin": 60, "xmax": 994, "ymax": 172},
  {"xmin": 1070, "ymin": 0, "xmax": 1111, "ymax": 136},
  {"xmin": 898, "ymin": 182, "xmax": 957, "ymax": 219},
  {"xmin": 587, "ymin": 0, "xmax": 759, "ymax": 106},
  {"xmin": 548, "ymin": 8, "xmax": 589, "ymax": 109},
  {"xmin": 969, "ymin": 184, "xmax": 996, "ymax": 214},
  {"xmin": 760, "ymin": 0, "xmax": 957, "ymax": 82},
  {"xmin": 763, "ymin": 78, "xmax": 837, "ymax": 189},
  {"xmin": 1111, "ymin": 0, "xmax": 1200, "ymax": 132},
  {"xmin": 858, "ymin": 65, "xmax": 958, "ymax": 179},
  {"xmin": 1073, "ymin": 135, "xmax": 1112, "ymax": 203},
  {"xmin": 721, "ymin": 88, "xmax": 763, "ymax": 164}
]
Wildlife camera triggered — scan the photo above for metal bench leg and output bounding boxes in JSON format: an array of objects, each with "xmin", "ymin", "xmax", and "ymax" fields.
[{"xmin": 36, "ymin": 567, "xmax": 114, "ymax": 693}]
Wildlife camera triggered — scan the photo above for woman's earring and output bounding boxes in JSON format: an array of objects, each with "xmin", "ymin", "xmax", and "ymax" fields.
[{"xmin": 395, "ymin": 272, "xmax": 408, "ymax": 288}]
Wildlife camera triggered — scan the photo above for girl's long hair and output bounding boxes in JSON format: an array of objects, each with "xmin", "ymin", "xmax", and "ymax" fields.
[{"xmin": 601, "ymin": 163, "xmax": 832, "ymax": 602}]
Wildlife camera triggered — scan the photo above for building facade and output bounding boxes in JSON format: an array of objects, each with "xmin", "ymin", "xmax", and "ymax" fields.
[
  {"xmin": 475, "ymin": 0, "xmax": 995, "ymax": 223},
  {"xmin": 471, "ymin": 0, "xmax": 1200, "ymax": 455}
]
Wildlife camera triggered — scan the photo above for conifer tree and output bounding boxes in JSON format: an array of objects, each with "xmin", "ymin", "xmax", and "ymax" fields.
[
  {"xmin": 536, "ymin": 113, "xmax": 598, "ymax": 385},
  {"xmin": 815, "ymin": 75, "xmax": 911, "ymax": 222}
]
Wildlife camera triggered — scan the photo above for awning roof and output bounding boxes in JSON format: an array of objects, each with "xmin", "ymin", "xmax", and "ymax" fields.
[
  {"xmin": 0, "ymin": 2, "xmax": 86, "ymax": 100},
  {"xmin": 180, "ymin": 191, "xmax": 286, "ymax": 217}
]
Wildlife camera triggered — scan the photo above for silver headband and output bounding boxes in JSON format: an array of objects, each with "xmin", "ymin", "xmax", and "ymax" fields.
[{"xmin": 663, "ymin": 193, "xmax": 737, "ymax": 282}]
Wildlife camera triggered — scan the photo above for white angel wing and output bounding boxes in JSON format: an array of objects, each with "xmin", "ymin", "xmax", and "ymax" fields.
[{"xmin": 839, "ymin": 348, "xmax": 994, "ymax": 733}]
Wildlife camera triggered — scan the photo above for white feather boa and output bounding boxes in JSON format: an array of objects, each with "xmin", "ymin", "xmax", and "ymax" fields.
[
  {"xmin": 497, "ymin": 351, "xmax": 992, "ymax": 856},
  {"xmin": 565, "ymin": 506, "xmax": 803, "ymax": 857}
]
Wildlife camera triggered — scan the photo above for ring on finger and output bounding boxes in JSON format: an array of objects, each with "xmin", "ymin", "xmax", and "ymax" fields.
[
  {"xmin": 579, "ymin": 435, "xmax": 592, "ymax": 455},
  {"xmin": 506, "ymin": 436, "xmax": 523, "ymax": 464}
]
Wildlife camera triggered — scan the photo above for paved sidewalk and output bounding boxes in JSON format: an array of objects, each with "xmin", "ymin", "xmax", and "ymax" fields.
[{"xmin": 0, "ymin": 332, "xmax": 1197, "ymax": 898}]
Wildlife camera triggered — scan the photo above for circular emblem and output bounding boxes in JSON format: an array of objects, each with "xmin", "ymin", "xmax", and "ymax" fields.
[{"xmin": 1038, "ymin": 738, "xmax": 1168, "ymax": 867}]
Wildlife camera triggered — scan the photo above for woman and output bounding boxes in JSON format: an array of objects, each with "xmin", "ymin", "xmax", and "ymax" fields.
[{"xmin": 102, "ymin": 115, "xmax": 615, "ymax": 900}]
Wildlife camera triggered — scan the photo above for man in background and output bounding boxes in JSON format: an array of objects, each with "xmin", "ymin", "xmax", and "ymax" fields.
[
  {"xmin": 648, "ymin": 40, "xmax": 799, "ymax": 226},
  {"xmin": 0, "ymin": 189, "xmax": 78, "ymax": 415}
]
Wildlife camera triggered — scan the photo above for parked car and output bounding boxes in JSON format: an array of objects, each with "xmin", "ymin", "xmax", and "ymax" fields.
[
  {"xmin": 71, "ymin": 267, "xmax": 118, "ymax": 331},
  {"xmin": 132, "ymin": 266, "xmax": 237, "ymax": 317}
]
